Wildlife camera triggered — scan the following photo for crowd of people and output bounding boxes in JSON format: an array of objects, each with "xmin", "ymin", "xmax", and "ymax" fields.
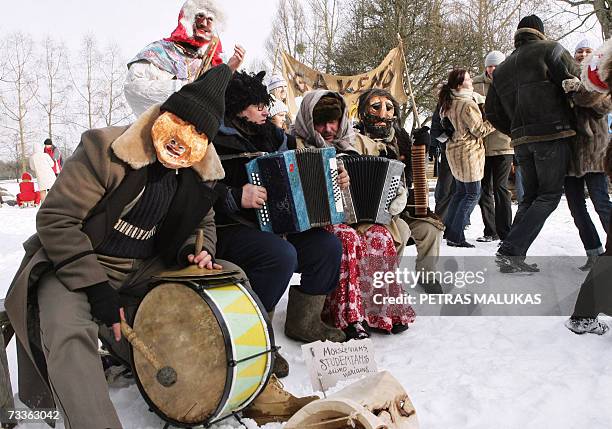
[{"xmin": 3, "ymin": 1, "xmax": 612, "ymax": 428}]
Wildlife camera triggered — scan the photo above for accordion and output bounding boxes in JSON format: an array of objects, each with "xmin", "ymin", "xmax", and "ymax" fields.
[
  {"xmin": 246, "ymin": 148, "xmax": 404, "ymax": 233},
  {"xmin": 339, "ymin": 155, "xmax": 404, "ymax": 225},
  {"xmin": 246, "ymin": 147, "xmax": 345, "ymax": 234}
]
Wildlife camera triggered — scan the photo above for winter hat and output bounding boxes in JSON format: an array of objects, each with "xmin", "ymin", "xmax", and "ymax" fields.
[
  {"xmin": 485, "ymin": 51, "xmax": 505, "ymax": 67},
  {"xmin": 165, "ymin": 0, "xmax": 225, "ymax": 49},
  {"xmin": 224, "ymin": 71, "xmax": 272, "ymax": 120},
  {"xmin": 517, "ymin": 15, "xmax": 544, "ymax": 35},
  {"xmin": 43, "ymin": 138, "xmax": 52, "ymax": 146},
  {"xmin": 267, "ymin": 75, "xmax": 288, "ymax": 93},
  {"xmin": 313, "ymin": 95, "xmax": 343, "ymax": 124},
  {"xmin": 21, "ymin": 172, "xmax": 32, "ymax": 181},
  {"xmin": 575, "ymin": 38, "xmax": 593, "ymax": 52},
  {"xmin": 160, "ymin": 63, "xmax": 233, "ymax": 139},
  {"xmin": 269, "ymin": 98, "xmax": 289, "ymax": 117}
]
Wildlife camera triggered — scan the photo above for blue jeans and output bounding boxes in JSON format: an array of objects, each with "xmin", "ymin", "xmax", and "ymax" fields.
[
  {"xmin": 499, "ymin": 139, "xmax": 570, "ymax": 257},
  {"xmin": 565, "ymin": 173, "xmax": 612, "ymax": 255},
  {"xmin": 445, "ymin": 180, "xmax": 481, "ymax": 243}
]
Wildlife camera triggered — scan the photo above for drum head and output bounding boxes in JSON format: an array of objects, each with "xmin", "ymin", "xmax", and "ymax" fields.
[{"xmin": 132, "ymin": 282, "xmax": 227, "ymax": 425}]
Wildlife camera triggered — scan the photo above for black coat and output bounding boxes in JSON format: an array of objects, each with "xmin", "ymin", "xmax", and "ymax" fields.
[
  {"xmin": 485, "ymin": 28, "xmax": 580, "ymax": 145},
  {"xmin": 212, "ymin": 122, "xmax": 296, "ymax": 227}
]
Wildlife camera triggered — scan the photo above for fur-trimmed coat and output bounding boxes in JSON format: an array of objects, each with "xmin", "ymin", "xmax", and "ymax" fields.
[
  {"xmin": 4, "ymin": 104, "xmax": 225, "ymax": 410},
  {"xmin": 568, "ymin": 83, "xmax": 612, "ymax": 177}
]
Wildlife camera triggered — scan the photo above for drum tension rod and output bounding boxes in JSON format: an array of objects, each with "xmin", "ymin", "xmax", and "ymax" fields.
[{"xmin": 228, "ymin": 346, "xmax": 279, "ymax": 367}]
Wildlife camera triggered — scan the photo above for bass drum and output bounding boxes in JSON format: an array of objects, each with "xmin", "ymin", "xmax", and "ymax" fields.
[{"xmin": 130, "ymin": 275, "xmax": 275, "ymax": 427}]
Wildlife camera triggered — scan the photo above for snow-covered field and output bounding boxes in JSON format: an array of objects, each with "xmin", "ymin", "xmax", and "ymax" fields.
[{"xmin": 1, "ymin": 179, "xmax": 611, "ymax": 429}]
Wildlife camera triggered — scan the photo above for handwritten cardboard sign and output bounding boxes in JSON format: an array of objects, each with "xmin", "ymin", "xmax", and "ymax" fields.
[{"xmin": 301, "ymin": 339, "xmax": 378, "ymax": 392}]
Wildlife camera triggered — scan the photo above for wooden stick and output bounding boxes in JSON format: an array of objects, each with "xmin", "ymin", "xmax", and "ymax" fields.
[
  {"xmin": 196, "ymin": 36, "xmax": 220, "ymax": 79},
  {"xmin": 195, "ymin": 228, "xmax": 204, "ymax": 255},
  {"xmin": 396, "ymin": 33, "xmax": 421, "ymax": 128},
  {"xmin": 121, "ymin": 320, "xmax": 177, "ymax": 387}
]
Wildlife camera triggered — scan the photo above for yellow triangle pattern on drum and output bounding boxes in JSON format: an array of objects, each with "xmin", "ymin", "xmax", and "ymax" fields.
[
  {"xmin": 238, "ymin": 355, "xmax": 268, "ymax": 379},
  {"xmin": 228, "ymin": 377, "xmax": 262, "ymax": 409},
  {"xmin": 235, "ymin": 323, "xmax": 267, "ymax": 347},
  {"xmin": 206, "ymin": 286, "xmax": 244, "ymax": 310},
  {"xmin": 223, "ymin": 292, "xmax": 256, "ymax": 314},
  {"xmin": 224, "ymin": 313, "xmax": 262, "ymax": 341}
]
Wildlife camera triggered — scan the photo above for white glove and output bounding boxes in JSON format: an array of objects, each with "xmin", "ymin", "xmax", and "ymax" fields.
[
  {"xmin": 388, "ymin": 185, "xmax": 408, "ymax": 216},
  {"xmin": 562, "ymin": 77, "xmax": 581, "ymax": 93}
]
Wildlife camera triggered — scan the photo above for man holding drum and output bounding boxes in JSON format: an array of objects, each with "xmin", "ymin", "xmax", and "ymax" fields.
[{"xmin": 5, "ymin": 65, "xmax": 239, "ymax": 428}]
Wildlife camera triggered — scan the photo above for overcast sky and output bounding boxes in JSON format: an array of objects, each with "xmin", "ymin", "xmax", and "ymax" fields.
[{"xmin": 1, "ymin": 0, "xmax": 276, "ymax": 65}]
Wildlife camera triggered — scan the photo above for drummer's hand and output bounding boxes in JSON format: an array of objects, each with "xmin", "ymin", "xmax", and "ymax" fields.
[
  {"xmin": 337, "ymin": 166, "xmax": 350, "ymax": 190},
  {"xmin": 188, "ymin": 250, "xmax": 223, "ymax": 270},
  {"xmin": 242, "ymin": 183, "xmax": 267, "ymax": 209},
  {"xmin": 112, "ymin": 308, "xmax": 125, "ymax": 342}
]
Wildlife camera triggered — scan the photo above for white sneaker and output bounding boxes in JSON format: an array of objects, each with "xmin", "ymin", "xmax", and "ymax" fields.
[{"xmin": 565, "ymin": 317, "xmax": 609, "ymax": 335}]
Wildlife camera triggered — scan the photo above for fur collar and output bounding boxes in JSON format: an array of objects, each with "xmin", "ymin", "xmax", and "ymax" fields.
[{"xmin": 111, "ymin": 104, "xmax": 225, "ymax": 182}]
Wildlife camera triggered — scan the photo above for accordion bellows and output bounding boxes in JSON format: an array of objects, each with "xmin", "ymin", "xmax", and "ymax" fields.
[{"xmin": 246, "ymin": 148, "xmax": 404, "ymax": 234}]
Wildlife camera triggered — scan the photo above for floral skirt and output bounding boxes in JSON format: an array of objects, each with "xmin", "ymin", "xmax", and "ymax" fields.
[{"xmin": 323, "ymin": 224, "xmax": 416, "ymax": 332}]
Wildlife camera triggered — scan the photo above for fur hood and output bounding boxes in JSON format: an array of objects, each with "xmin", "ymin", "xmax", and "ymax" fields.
[{"xmin": 111, "ymin": 104, "xmax": 225, "ymax": 182}]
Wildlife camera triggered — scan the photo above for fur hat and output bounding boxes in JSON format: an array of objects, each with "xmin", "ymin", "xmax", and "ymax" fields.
[
  {"xmin": 268, "ymin": 98, "xmax": 289, "ymax": 117},
  {"xmin": 267, "ymin": 75, "xmax": 288, "ymax": 93},
  {"xmin": 485, "ymin": 51, "xmax": 505, "ymax": 67},
  {"xmin": 312, "ymin": 95, "xmax": 343, "ymax": 124},
  {"xmin": 517, "ymin": 15, "xmax": 544, "ymax": 34},
  {"xmin": 160, "ymin": 64, "xmax": 233, "ymax": 139},
  {"xmin": 224, "ymin": 71, "xmax": 272, "ymax": 120}
]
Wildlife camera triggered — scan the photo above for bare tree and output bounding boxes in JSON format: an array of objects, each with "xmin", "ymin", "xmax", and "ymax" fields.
[
  {"xmin": 99, "ymin": 43, "xmax": 133, "ymax": 127},
  {"xmin": 308, "ymin": 0, "xmax": 344, "ymax": 72},
  {"xmin": 554, "ymin": 0, "xmax": 607, "ymax": 39},
  {"xmin": 69, "ymin": 35, "xmax": 102, "ymax": 131},
  {"xmin": 35, "ymin": 36, "xmax": 71, "ymax": 141},
  {"xmin": 0, "ymin": 32, "xmax": 38, "ymax": 174}
]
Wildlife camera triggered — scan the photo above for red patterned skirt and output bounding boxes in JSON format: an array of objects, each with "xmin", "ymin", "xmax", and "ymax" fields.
[{"xmin": 323, "ymin": 224, "xmax": 416, "ymax": 332}]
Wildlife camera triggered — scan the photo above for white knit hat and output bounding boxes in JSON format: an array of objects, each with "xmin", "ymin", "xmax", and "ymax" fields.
[
  {"xmin": 575, "ymin": 38, "xmax": 593, "ymax": 52},
  {"xmin": 268, "ymin": 98, "xmax": 289, "ymax": 117},
  {"xmin": 267, "ymin": 74, "xmax": 287, "ymax": 93},
  {"xmin": 485, "ymin": 51, "xmax": 506, "ymax": 67}
]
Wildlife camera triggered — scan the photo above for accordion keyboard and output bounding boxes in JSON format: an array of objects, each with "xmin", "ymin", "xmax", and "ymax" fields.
[{"xmin": 250, "ymin": 172, "xmax": 270, "ymax": 226}]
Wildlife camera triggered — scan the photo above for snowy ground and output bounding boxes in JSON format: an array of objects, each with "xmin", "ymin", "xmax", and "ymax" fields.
[{"xmin": 1, "ymin": 179, "xmax": 611, "ymax": 429}]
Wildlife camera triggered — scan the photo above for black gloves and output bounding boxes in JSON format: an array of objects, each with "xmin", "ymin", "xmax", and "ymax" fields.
[{"xmin": 85, "ymin": 282, "xmax": 120, "ymax": 327}]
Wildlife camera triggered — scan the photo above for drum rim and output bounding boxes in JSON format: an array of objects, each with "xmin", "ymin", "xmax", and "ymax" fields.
[{"xmin": 129, "ymin": 280, "xmax": 277, "ymax": 428}]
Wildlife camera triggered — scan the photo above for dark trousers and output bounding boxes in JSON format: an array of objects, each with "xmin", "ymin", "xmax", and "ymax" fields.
[
  {"xmin": 445, "ymin": 180, "xmax": 481, "ymax": 243},
  {"xmin": 572, "ymin": 255, "xmax": 612, "ymax": 318},
  {"xmin": 216, "ymin": 225, "xmax": 342, "ymax": 311},
  {"xmin": 478, "ymin": 155, "xmax": 513, "ymax": 239},
  {"xmin": 434, "ymin": 152, "xmax": 455, "ymax": 220},
  {"xmin": 499, "ymin": 140, "xmax": 570, "ymax": 257},
  {"xmin": 565, "ymin": 172, "xmax": 612, "ymax": 255}
]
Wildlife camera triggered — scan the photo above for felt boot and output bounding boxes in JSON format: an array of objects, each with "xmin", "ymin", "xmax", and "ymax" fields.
[{"xmin": 284, "ymin": 287, "xmax": 346, "ymax": 343}]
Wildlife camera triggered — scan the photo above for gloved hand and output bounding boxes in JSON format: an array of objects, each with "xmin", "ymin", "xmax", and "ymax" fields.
[
  {"xmin": 85, "ymin": 281, "xmax": 121, "ymax": 327},
  {"xmin": 562, "ymin": 77, "xmax": 581, "ymax": 93},
  {"xmin": 389, "ymin": 185, "xmax": 408, "ymax": 216}
]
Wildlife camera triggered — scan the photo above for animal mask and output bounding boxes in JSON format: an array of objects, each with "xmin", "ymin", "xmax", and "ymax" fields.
[{"xmin": 151, "ymin": 112, "xmax": 209, "ymax": 169}]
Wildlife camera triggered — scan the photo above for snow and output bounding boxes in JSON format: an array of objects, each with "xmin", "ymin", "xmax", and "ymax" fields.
[{"xmin": 1, "ymin": 179, "xmax": 611, "ymax": 429}]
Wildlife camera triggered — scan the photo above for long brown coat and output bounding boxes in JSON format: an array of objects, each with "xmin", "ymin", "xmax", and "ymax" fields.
[
  {"xmin": 568, "ymin": 84, "xmax": 612, "ymax": 177},
  {"xmin": 4, "ymin": 105, "xmax": 225, "ymax": 409},
  {"xmin": 444, "ymin": 92, "xmax": 496, "ymax": 182}
]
